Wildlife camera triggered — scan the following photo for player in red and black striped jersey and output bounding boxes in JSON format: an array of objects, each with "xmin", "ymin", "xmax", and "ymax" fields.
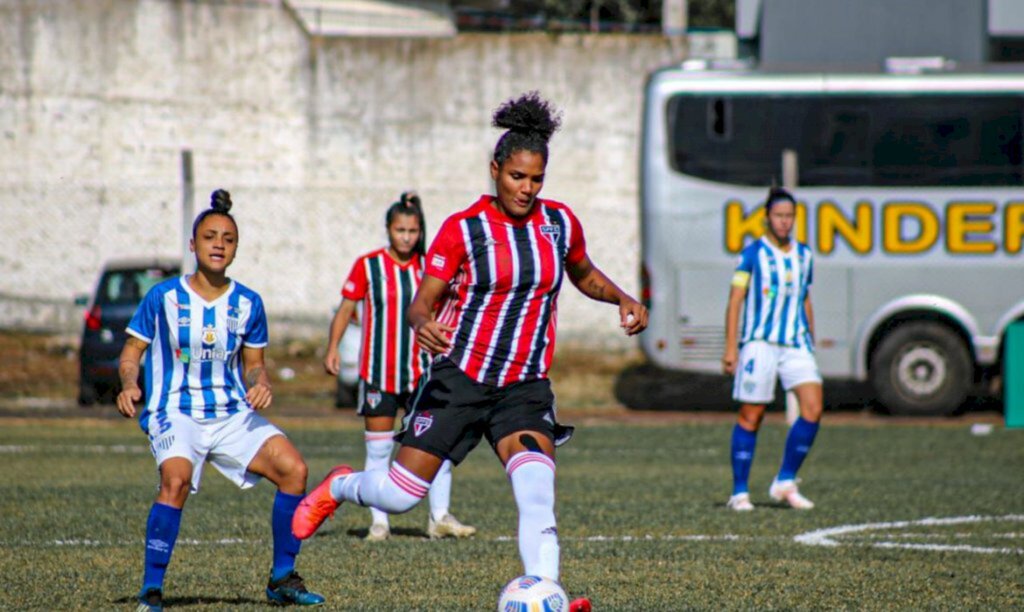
[
  {"xmin": 296, "ymin": 93, "xmax": 647, "ymax": 610},
  {"xmin": 322, "ymin": 193, "xmax": 474, "ymax": 542}
]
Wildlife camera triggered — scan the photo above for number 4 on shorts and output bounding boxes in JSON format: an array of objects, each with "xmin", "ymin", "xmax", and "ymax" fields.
[{"xmin": 744, "ymin": 359, "xmax": 755, "ymax": 374}]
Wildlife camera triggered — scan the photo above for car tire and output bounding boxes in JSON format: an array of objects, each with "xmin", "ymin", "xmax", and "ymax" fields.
[
  {"xmin": 78, "ymin": 384, "xmax": 97, "ymax": 407},
  {"xmin": 335, "ymin": 381, "xmax": 357, "ymax": 409},
  {"xmin": 869, "ymin": 321, "xmax": 972, "ymax": 416}
]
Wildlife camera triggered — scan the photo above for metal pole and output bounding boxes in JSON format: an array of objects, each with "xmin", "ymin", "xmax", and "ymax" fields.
[
  {"xmin": 181, "ymin": 150, "xmax": 194, "ymax": 276},
  {"xmin": 782, "ymin": 148, "xmax": 800, "ymax": 425}
]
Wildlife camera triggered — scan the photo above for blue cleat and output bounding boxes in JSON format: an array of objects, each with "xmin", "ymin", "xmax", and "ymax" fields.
[
  {"xmin": 135, "ymin": 588, "xmax": 163, "ymax": 612},
  {"xmin": 266, "ymin": 571, "xmax": 325, "ymax": 606}
]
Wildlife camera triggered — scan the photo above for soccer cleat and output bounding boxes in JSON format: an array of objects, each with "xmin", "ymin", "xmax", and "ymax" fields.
[
  {"xmin": 266, "ymin": 571, "xmax": 326, "ymax": 606},
  {"xmin": 726, "ymin": 492, "xmax": 755, "ymax": 511},
  {"xmin": 769, "ymin": 478, "xmax": 815, "ymax": 510},
  {"xmin": 136, "ymin": 588, "xmax": 163, "ymax": 612},
  {"xmin": 292, "ymin": 465, "xmax": 353, "ymax": 540},
  {"xmin": 569, "ymin": 596, "xmax": 592, "ymax": 612},
  {"xmin": 365, "ymin": 522, "xmax": 390, "ymax": 542},
  {"xmin": 427, "ymin": 513, "xmax": 477, "ymax": 539}
]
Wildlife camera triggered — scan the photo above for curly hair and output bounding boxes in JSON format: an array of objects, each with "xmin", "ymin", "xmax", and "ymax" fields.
[{"xmin": 492, "ymin": 91, "xmax": 563, "ymax": 166}]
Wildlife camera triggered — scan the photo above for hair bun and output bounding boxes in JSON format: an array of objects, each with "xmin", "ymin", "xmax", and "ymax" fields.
[
  {"xmin": 400, "ymin": 191, "xmax": 422, "ymax": 209},
  {"xmin": 210, "ymin": 189, "xmax": 233, "ymax": 213},
  {"xmin": 492, "ymin": 91, "xmax": 561, "ymax": 141}
]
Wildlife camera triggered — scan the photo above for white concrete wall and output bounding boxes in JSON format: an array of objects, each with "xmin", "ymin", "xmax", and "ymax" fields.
[{"xmin": 0, "ymin": 0, "xmax": 678, "ymax": 346}]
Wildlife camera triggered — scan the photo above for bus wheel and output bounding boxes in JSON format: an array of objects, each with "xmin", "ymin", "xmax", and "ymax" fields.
[{"xmin": 870, "ymin": 322, "xmax": 972, "ymax": 416}]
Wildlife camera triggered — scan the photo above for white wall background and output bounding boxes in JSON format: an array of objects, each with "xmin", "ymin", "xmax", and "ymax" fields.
[{"xmin": 0, "ymin": 0, "xmax": 678, "ymax": 347}]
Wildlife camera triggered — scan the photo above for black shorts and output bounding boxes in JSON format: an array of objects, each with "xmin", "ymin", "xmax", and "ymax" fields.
[
  {"xmin": 356, "ymin": 380, "xmax": 412, "ymax": 418},
  {"xmin": 396, "ymin": 357, "xmax": 573, "ymax": 465}
]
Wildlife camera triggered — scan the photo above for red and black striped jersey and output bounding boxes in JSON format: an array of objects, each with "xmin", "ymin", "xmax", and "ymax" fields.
[
  {"xmin": 425, "ymin": 195, "xmax": 587, "ymax": 387},
  {"xmin": 342, "ymin": 248, "xmax": 429, "ymax": 393}
]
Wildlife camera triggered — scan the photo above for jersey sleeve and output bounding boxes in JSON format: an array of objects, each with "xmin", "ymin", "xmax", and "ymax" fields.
[
  {"xmin": 731, "ymin": 245, "xmax": 757, "ymax": 289},
  {"xmin": 126, "ymin": 286, "xmax": 161, "ymax": 343},
  {"xmin": 565, "ymin": 209, "xmax": 587, "ymax": 266},
  {"xmin": 341, "ymin": 257, "xmax": 368, "ymax": 301},
  {"xmin": 424, "ymin": 216, "xmax": 468, "ymax": 282},
  {"xmin": 244, "ymin": 294, "xmax": 269, "ymax": 348}
]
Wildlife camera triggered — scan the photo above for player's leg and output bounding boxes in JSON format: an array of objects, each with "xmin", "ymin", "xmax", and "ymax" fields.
[
  {"xmin": 496, "ymin": 429, "xmax": 559, "ymax": 580},
  {"xmin": 361, "ymin": 383, "xmax": 399, "ymax": 540},
  {"xmin": 729, "ymin": 341, "xmax": 777, "ymax": 511},
  {"xmin": 770, "ymin": 348, "xmax": 823, "ymax": 509},
  {"xmin": 138, "ymin": 415, "xmax": 204, "ymax": 610}
]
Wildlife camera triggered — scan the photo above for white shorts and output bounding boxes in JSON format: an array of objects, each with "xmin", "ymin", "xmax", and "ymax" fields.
[
  {"xmin": 732, "ymin": 340, "xmax": 822, "ymax": 404},
  {"xmin": 146, "ymin": 410, "xmax": 285, "ymax": 493}
]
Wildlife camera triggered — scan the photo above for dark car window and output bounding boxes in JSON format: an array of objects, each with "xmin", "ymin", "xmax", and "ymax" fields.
[{"xmin": 98, "ymin": 268, "xmax": 175, "ymax": 306}]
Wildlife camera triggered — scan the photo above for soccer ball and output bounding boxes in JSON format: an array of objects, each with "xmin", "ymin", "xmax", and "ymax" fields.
[{"xmin": 497, "ymin": 575, "xmax": 569, "ymax": 612}]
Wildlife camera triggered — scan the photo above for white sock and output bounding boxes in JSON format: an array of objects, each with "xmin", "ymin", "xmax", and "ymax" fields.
[
  {"xmin": 507, "ymin": 451, "xmax": 559, "ymax": 581},
  {"xmin": 331, "ymin": 462, "xmax": 427, "ymax": 515},
  {"xmin": 429, "ymin": 459, "xmax": 453, "ymax": 522},
  {"xmin": 364, "ymin": 431, "xmax": 394, "ymax": 526}
]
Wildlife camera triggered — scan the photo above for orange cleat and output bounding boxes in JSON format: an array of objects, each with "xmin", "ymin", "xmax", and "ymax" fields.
[
  {"xmin": 291, "ymin": 465, "xmax": 353, "ymax": 540},
  {"xmin": 569, "ymin": 597, "xmax": 592, "ymax": 612}
]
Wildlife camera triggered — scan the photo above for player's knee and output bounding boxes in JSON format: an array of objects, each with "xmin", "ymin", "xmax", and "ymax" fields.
[
  {"xmin": 366, "ymin": 439, "xmax": 394, "ymax": 463},
  {"xmin": 159, "ymin": 475, "xmax": 191, "ymax": 504}
]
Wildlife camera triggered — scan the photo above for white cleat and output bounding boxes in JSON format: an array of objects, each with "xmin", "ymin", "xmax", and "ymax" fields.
[
  {"xmin": 726, "ymin": 493, "xmax": 755, "ymax": 511},
  {"xmin": 427, "ymin": 513, "xmax": 477, "ymax": 539},
  {"xmin": 769, "ymin": 478, "xmax": 814, "ymax": 510},
  {"xmin": 365, "ymin": 522, "xmax": 390, "ymax": 542}
]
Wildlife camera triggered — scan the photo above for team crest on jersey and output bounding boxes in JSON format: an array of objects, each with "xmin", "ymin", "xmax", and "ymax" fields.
[
  {"xmin": 227, "ymin": 316, "xmax": 239, "ymax": 333},
  {"xmin": 201, "ymin": 324, "xmax": 217, "ymax": 345},
  {"xmin": 413, "ymin": 412, "xmax": 434, "ymax": 437},
  {"xmin": 367, "ymin": 390, "xmax": 382, "ymax": 409},
  {"xmin": 539, "ymin": 224, "xmax": 561, "ymax": 245}
]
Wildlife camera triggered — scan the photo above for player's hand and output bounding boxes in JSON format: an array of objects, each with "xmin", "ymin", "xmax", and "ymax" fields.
[
  {"xmin": 246, "ymin": 382, "xmax": 273, "ymax": 411},
  {"xmin": 416, "ymin": 320, "xmax": 454, "ymax": 354},
  {"xmin": 323, "ymin": 349, "xmax": 341, "ymax": 377},
  {"xmin": 618, "ymin": 300, "xmax": 648, "ymax": 336},
  {"xmin": 116, "ymin": 385, "xmax": 142, "ymax": 418},
  {"xmin": 722, "ymin": 348, "xmax": 739, "ymax": 375}
]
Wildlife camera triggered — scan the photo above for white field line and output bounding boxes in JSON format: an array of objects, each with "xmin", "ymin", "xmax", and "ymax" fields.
[
  {"xmin": 794, "ymin": 514, "xmax": 1024, "ymax": 555},
  {"xmin": 0, "ymin": 444, "xmax": 356, "ymax": 454}
]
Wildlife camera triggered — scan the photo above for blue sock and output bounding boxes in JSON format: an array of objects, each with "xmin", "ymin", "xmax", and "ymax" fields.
[
  {"xmin": 731, "ymin": 424, "xmax": 758, "ymax": 495},
  {"xmin": 142, "ymin": 503, "xmax": 182, "ymax": 593},
  {"xmin": 271, "ymin": 491, "xmax": 303, "ymax": 583},
  {"xmin": 778, "ymin": 417, "xmax": 821, "ymax": 481}
]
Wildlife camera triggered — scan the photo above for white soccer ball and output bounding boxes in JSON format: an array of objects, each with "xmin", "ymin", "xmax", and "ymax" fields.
[{"xmin": 497, "ymin": 575, "xmax": 569, "ymax": 612}]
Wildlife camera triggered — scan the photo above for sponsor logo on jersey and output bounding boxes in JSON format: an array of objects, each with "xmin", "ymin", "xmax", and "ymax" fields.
[
  {"xmin": 539, "ymin": 224, "xmax": 561, "ymax": 245},
  {"xmin": 430, "ymin": 254, "xmax": 446, "ymax": 269},
  {"xmin": 344, "ymin": 280, "xmax": 356, "ymax": 293},
  {"xmin": 176, "ymin": 347, "xmax": 191, "ymax": 364},
  {"xmin": 413, "ymin": 411, "xmax": 434, "ymax": 437},
  {"xmin": 201, "ymin": 324, "xmax": 217, "ymax": 346},
  {"xmin": 367, "ymin": 390, "xmax": 382, "ymax": 409}
]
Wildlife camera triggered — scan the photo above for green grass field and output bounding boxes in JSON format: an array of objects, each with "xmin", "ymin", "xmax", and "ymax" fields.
[{"xmin": 1, "ymin": 415, "xmax": 1022, "ymax": 610}]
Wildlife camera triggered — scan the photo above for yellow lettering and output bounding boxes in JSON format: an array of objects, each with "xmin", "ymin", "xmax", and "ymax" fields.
[
  {"xmin": 1005, "ymin": 202, "xmax": 1024, "ymax": 254},
  {"xmin": 946, "ymin": 202, "xmax": 997, "ymax": 254},
  {"xmin": 724, "ymin": 200, "xmax": 764, "ymax": 253},
  {"xmin": 883, "ymin": 202, "xmax": 939, "ymax": 254},
  {"xmin": 816, "ymin": 201, "xmax": 873, "ymax": 255},
  {"xmin": 795, "ymin": 204, "xmax": 808, "ymax": 244}
]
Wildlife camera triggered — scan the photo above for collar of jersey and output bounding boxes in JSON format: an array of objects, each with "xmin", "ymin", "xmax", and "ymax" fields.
[
  {"xmin": 179, "ymin": 275, "xmax": 236, "ymax": 307},
  {"xmin": 475, "ymin": 194, "xmax": 544, "ymax": 227}
]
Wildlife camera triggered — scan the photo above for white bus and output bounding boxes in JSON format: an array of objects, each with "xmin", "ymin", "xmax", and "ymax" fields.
[{"xmin": 639, "ymin": 61, "xmax": 1024, "ymax": 415}]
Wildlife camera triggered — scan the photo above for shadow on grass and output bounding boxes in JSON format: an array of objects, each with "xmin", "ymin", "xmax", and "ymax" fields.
[
  {"xmin": 114, "ymin": 595, "xmax": 262, "ymax": 606},
  {"xmin": 612, "ymin": 362, "xmax": 999, "ymax": 416},
  {"xmin": 346, "ymin": 526, "xmax": 429, "ymax": 539}
]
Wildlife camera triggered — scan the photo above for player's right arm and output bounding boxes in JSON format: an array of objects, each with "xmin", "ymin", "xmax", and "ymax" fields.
[
  {"xmin": 723, "ymin": 285, "xmax": 747, "ymax": 375},
  {"xmin": 116, "ymin": 337, "xmax": 149, "ymax": 418},
  {"xmin": 323, "ymin": 298, "xmax": 358, "ymax": 376}
]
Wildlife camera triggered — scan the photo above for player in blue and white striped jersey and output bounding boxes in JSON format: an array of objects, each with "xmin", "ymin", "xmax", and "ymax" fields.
[
  {"xmin": 722, "ymin": 187, "xmax": 824, "ymax": 512},
  {"xmin": 116, "ymin": 190, "xmax": 325, "ymax": 611}
]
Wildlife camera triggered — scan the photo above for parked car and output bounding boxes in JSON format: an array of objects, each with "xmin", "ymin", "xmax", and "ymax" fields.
[{"xmin": 77, "ymin": 258, "xmax": 180, "ymax": 405}]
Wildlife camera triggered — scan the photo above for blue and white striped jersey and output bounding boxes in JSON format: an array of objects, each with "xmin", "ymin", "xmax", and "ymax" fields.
[
  {"xmin": 732, "ymin": 237, "xmax": 814, "ymax": 350},
  {"xmin": 126, "ymin": 276, "xmax": 268, "ymax": 434}
]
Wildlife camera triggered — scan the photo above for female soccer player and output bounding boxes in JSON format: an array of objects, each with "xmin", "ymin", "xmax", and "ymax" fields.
[
  {"xmin": 322, "ymin": 192, "xmax": 475, "ymax": 542},
  {"xmin": 293, "ymin": 92, "xmax": 647, "ymax": 610},
  {"xmin": 721, "ymin": 187, "xmax": 823, "ymax": 512},
  {"xmin": 116, "ymin": 190, "xmax": 325, "ymax": 611}
]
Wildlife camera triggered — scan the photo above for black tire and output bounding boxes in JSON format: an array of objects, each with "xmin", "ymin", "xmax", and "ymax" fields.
[
  {"xmin": 869, "ymin": 321, "xmax": 972, "ymax": 416},
  {"xmin": 335, "ymin": 380, "xmax": 357, "ymax": 409},
  {"xmin": 77, "ymin": 383, "xmax": 97, "ymax": 407}
]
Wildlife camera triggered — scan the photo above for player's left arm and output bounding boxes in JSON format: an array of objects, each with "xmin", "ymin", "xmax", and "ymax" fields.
[
  {"xmin": 241, "ymin": 346, "xmax": 273, "ymax": 410},
  {"xmin": 804, "ymin": 294, "xmax": 816, "ymax": 344},
  {"xmin": 566, "ymin": 255, "xmax": 648, "ymax": 336}
]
